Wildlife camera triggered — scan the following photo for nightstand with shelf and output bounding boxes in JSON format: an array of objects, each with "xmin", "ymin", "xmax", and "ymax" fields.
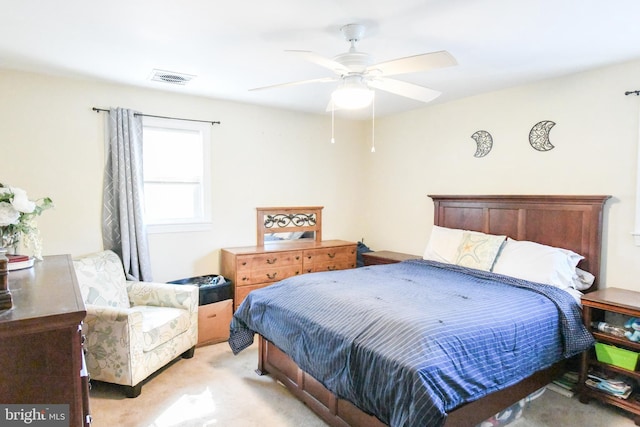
[{"xmin": 580, "ymin": 288, "xmax": 640, "ymax": 425}]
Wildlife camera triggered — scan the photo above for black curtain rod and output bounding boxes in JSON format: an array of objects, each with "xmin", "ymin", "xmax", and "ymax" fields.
[
  {"xmin": 625, "ymin": 90, "xmax": 640, "ymax": 96},
  {"xmin": 92, "ymin": 107, "xmax": 220, "ymax": 125}
]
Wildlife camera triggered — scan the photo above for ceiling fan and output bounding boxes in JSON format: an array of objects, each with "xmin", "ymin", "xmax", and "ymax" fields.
[{"xmin": 250, "ymin": 23, "xmax": 457, "ymax": 110}]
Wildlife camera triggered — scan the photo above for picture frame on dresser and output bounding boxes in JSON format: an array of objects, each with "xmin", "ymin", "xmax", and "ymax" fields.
[{"xmin": 221, "ymin": 206, "xmax": 357, "ymax": 310}]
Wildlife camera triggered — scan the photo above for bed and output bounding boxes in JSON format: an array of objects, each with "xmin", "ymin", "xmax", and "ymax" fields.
[{"xmin": 229, "ymin": 195, "xmax": 610, "ymax": 427}]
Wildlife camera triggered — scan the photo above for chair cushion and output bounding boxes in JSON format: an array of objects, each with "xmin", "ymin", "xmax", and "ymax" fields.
[
  {"xmin": 73, "ymin": 250, "xmax": 130, "ymax": 308},
  {"xmin": 129, "ymin": 306, "xmax": 191, "ymax": 352}
]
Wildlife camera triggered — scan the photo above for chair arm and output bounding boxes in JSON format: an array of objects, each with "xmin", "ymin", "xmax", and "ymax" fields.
[
  {"xmin": 84, "ymin": 304, "xmax": 143, "ymax": 323},
  {"xmin": 82, "ymin": 304, "xmax": 144, "ymax": 384},
  {"xmin": 126, "ymin": 281, "xmax": 198, "ymax": 313}
]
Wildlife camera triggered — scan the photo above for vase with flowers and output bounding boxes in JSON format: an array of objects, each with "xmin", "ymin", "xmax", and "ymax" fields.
[{"xmin": 0, "ymin": 183, "xmax": 53, "ymax": 261}]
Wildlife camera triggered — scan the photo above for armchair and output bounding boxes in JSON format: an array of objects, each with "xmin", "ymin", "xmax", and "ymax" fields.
[{"xmin": 73, "ymin": 250, "xmax": 198, "ymax": 397}]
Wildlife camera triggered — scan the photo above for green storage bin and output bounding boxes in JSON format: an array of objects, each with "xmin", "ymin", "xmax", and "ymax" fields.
[{"xmin": 595, "ymin": 342, "xmax": 639, "ymax": 371}]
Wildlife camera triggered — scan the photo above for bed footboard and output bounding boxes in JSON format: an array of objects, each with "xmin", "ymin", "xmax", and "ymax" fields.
[{"xmin": 257, "ymin": 335, "xmax": 565, "ymax": 427}]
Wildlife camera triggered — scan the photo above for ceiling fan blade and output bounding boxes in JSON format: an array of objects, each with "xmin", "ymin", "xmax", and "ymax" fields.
[
  {"xmin": 368, "ymin": 78, "xmax": 441, "ymax": 103},
  {"xmin": 369, "ymin": 50, "xmax": 457, "ymax": 76},
  {"xmin": 286, "ymin": 50, "xmax": 351, "ymax": 75},
  {"xmin": 250, "ymin": 76, "xmax": 336, "ymax": 92}
]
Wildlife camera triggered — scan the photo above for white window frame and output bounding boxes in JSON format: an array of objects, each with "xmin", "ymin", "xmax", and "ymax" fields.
[
  {"xmin": 142, "ymin": 117, "xmax": 212, "ymax": 234},
  {"xmin": 635, "ymin": 105, "xmax": 640, "ymax": 245}
]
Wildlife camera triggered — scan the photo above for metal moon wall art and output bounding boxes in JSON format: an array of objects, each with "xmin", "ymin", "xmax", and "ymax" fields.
[
  {"xmin": 470, "ymin": 130, "xmax": 493, "ymax": 158},
  {"xmin": 529, "ymin": 120, "xmax": 555, "ymax": 151},
  {"xmin": 469, "ymin": 120, "xmax": 556, "ymax": 158}
]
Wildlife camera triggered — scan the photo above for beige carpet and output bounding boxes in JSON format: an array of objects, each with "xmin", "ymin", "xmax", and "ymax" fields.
[{"xmin": 89, "ymin": 341, "xmax": 636, "ymax": 427}]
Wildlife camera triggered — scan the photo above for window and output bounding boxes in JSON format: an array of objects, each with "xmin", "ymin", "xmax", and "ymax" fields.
[{"xmin": 142, "ymin": 117, "xmax": 211, "ymax": 233}]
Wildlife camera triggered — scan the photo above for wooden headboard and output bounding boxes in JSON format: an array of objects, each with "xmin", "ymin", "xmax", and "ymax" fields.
[{"xmin": 429, "ymin": 195, "xmax": 610, "ymax": 292}]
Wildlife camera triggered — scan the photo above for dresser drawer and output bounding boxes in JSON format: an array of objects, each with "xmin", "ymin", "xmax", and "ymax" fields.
[
  {"xmin": 235, "ymin": 283, "xmax": 271, "ymax": 308},
  {"xmin": 303, "ymin": 259, "xmax": 357, "ymax": 274},
  {"xmin": 303, "ymin": 246, "xmax": 356, "ymax": 267},
  {"xmin": 237, "ymin": 265, "xmax": 302, "ymax": 286},
  {"xmin": 236, "ymin": 252, "xmax": 302, "ymax": 271}
]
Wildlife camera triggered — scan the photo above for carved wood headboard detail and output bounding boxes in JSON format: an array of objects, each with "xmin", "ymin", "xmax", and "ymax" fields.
[
  {"xmin": 256, "ymin": 206, "xmax": 323, "ymax": 246},
  {"xmin": 429, "ymin": 195, "xmax": 611, "ymax": 292}
]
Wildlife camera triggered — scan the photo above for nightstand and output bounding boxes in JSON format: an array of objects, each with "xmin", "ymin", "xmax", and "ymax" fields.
[
  {"xmin": 361, "ymin": 250, "xmax": 421, "ymax": 266},
  {"xmin": 579, "ymin": 288, "xmax": 640, "ymax": 425}
]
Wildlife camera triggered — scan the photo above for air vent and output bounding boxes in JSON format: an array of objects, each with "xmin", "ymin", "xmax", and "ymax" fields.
[{"xmin": 149, "ymin": 69, "xmax": 195, "ymax": 85}]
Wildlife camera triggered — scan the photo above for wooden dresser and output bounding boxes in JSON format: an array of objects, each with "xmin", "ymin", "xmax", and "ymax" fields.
[
  {"xmin": 222, "ymin": 206, "xmax": 356, "ymax": 310},
  {"xmin": 0, "ymin": 255, "xmax": 90, "ymax": 426},
  {"xmin": 222, "ymin": 239, "xmax": 356, "ymax": 310}
]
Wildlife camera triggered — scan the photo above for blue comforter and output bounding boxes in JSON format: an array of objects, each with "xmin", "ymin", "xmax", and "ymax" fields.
[{"xmin": 229, "ymin": 260, "xmax": 593, "ymax": 427}]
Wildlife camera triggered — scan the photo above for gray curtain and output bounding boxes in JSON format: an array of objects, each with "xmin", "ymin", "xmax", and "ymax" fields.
[{"xmin": 102, "ymin": 107, "xmax": 153, "ymax": 281}]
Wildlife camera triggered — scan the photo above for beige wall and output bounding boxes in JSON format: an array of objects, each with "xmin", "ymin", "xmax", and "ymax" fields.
[
  {"xmin": 0, "ymin": 70, "xmax": 367, "ymax": 281},
  {"xmin": 2, "ymin": 58, "xmax": 640, "ymax": 289},
  {"xmin": 363, "ymin": 59, "xmax": 640, "ymax": 290}
]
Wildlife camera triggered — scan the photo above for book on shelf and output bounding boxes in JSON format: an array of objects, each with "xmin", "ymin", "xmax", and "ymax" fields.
[{"xmin": 586, "ymin": 373, "xmax": 634, "ymax": 399}]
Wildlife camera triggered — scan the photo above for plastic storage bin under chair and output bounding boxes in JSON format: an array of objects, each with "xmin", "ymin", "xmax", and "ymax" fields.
[{"xmin": 168, "ymin": 275, "xmax": 233, "ymax": 346}]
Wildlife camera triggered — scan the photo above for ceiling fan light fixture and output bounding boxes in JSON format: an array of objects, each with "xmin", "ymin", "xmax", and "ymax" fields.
[{"xmin": 331, "ymin": 79, "xmax": 374, "ymax": 109}]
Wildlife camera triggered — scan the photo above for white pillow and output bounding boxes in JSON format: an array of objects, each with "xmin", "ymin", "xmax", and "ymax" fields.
[
  {"xmin": 454, "ymin": 231, "xmax": 506, "ymax": 271},
  {"xmin": 492, "ymin": 238, "xmax": 584, "ymax": 290},
  {"xmin": 573, "ymin": 267, "xmax": 595, "ymax": 291},
  {"xmin": 423, "ymin": 225, "xmax": 465, "ymax": 264}
]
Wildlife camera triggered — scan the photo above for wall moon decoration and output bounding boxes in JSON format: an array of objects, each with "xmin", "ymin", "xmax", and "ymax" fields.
[
  {"xmin": 471, "ymin": 130, "xmax": 493, "ymax": 157},
  {"xmin": 529, "ymin": 120, "xmax": 555, "ymax": 151}
]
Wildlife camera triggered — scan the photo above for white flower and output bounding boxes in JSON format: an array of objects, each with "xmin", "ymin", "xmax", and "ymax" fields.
[
  {"xmin": 0, "ymin": 202, "xmax": 20, "ymax": 227},
  {"xmin": 10, "ymin": 187, "xmax": 36, "ymax": 213},
  {"xmin": 0, "ymin": 184, "xmax": 53, "ymax": 259}
]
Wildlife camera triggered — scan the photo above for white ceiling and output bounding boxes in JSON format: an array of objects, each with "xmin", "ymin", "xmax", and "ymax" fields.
[{"xmin": 2, "ymin": 0, "xmax": 640, "ymax": 118}]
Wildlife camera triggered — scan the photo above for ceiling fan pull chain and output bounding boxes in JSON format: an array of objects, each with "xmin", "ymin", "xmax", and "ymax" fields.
[
  {"xmin": 331, "ymin": 103, "xmax": 336, "ymax": 144},
  {"xmin": 371, "ymin": 94, "xmax": 376, "ymax": 153}
]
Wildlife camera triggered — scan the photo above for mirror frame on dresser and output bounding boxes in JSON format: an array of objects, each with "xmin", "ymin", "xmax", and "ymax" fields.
[{"xmin": 256, "ymin": 206, "xmax": 323, "ymax": 246}]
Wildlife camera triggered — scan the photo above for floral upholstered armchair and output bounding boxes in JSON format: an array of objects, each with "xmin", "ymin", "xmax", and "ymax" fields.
[{"xmin": 73, "ymin": 250, "xmax": 198, "ymax": 397}]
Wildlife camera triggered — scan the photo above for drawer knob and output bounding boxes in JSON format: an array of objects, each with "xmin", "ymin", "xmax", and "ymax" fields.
[
  {"xmin": 242, "ymin": 276, "xmax": 249, "ymax": 281},
  {"xmin": 328, "ymin": 252, "xmax": 336, "ymax": 258},
  {"xmin": 241, "ymin": 261, "xmax": 247, "ymax": 266},
  {"xmin": 295, "ymin": 256, "xmax": 300, "ymax": 260},
  {"xmin": 266, "ymin": 272, "xmax": 278, "ymax": 280},
  {"xmin": 266, "ymin": 257, "xmax": 277, "ymax": 264}
]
